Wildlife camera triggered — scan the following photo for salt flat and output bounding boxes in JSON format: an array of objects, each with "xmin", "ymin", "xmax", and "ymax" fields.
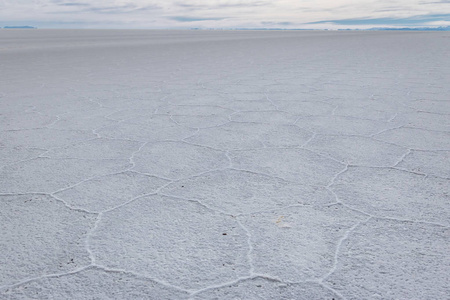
[{"xmin": 0, "ymin": 30, "xmax": 449, "ymax": 299}]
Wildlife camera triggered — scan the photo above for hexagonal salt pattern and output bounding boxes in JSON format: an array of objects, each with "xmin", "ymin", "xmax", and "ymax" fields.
[
  {"xmin": 0, "ymin": 128, "xmax": 94, "ymax": 149},
  {"xmin": 375, "ymin": 127, "xmax": 450, "ymax": 150},
  {"xmin": 238, "ymin": 205, "xmax": 367, "ymax": 282},
  {"xmin": 294, "ymin": 116, "xmax": 395, "ymax": 136},
  {"xmin": 133, "ymin": 141, "xmax": 230, "ymax": 180},
  {"xmin": 0, "ymin": 267, "xmax": 189, "ymax": 300},
  {"xmin": 305, "ymin": 135, "xmax": 407, "ymax": 166},
  {"xmin": 325, "ymin": 218, "xmax": 449, "ymax": 299},
  {"xmin": 90, "ymin": 195, "xmax": 250, "ymax": 290},
  {"xmin": 275, "ymin": 101, "xmax": 335, "ymax": 116},
  {"xmin": 332, "ymin": 167, "xmax": 449, "ymax": 225},
  {"xmin": 162, "ymin": 169, "xmax": 334, "ymax": 215},
  {"xmin": 54, "ymin": 171, "xmax": 169, "ymax": 212},
  {"xmin": 229, "ymin": 148, "xmax": 345, "ymax": 185},
  {"xmin": 2, "ymin": 30, "xmax": 449, "ymax": 299},
  {"xmin": 396, "ymin": 150, "xmax": 450, "ymax": 178},
  {"xmin": 171, "ymin": 115, "xmax": 230, "ymax": 128},
  {"xmin": 193, "ymin": 278, "xmax": 340, "ymax": 299},
  {"xmin": 95, "ymin": 117, "xmax": 197, "ymax": 142},
  {"xmin": 186, "ymin": 122, "xmax": 312, "ymax": 150},
  {"xmin": 230, "ymin": 111, "xmax": 298, "ymax": 124},
  {"xmin": 46, "ymin": 138, "xmax": 143, "ymax": 160},
  {"xmin": 0, "ymin": 195, "xmax": 96, "ymax": 287},
  {"xmin": 409, "ymin": 99, "xmax": 450, "ymax": 114},
  {"xmin": 393, "ymin": 111, "xmax": 450, "ymax": 132},
  {"xmin": 0, "ymin": 158, "xmax": 131, "ymax": 194},
  {"xmin": 0, "ymin": 112, "xmax": 55, "ymax": 131},
  {"xmin": 0, "ymin": 147, "xmax": 45, "ymax": 167}
]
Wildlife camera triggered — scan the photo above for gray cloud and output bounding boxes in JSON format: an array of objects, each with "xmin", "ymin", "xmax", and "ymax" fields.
[
  {"xmin": 87, "ymin": 5, "xmax": 161, "ymax": 14},
  {"xmin": 58, "ymin": 2, "xmax": 89, "ymax": 6},
  {"xmin": 1, "ymin": 0, "xmax": 450, "ymax": 29},
  {"xmin": 175, "ymin": 1, "xmax": 270, "ymax": 9},
  {"xmin": 168, "ymin": 16, "xmax": 227, "ymax": 22},
  {"xmin": 261, "ymin": 21, "xmax": 293, "ymax": 26},
  {"xmin": 54, "ymin": 3, "xmax": 162, "ymax": 14}
]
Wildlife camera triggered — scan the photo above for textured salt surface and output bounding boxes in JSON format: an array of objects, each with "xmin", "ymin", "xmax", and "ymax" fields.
[{"xmin": 1, "ymin": 30, "xmax": 449, "ymax": 299}]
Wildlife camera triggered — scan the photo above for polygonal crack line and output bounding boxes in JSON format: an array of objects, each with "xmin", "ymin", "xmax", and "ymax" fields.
[
  {"xmin": 326, "ymin": 164, "xmax": 349, "ymax": 188},
  {"xmin": 92, "ymin": 136, "xmax": 147, "ymax": 144},
  {"xmin": 323, "ymin": 191, "xmax": 372, "ymax": 219},
  {"xmin": 317, "ymin": 216, "xmax": 372, "ymax": 284},
  {"xmin": 44, "ymin": 136, "xmax": 144, "ymax": 159},
  {"xmin": 387, "ymin": 112, "xmax": 398, "ymax": 122},
  {"xmin": 325, "ymin": 188, "xmax": 450, "ymax": 228},
  {"xmin": 331, "ymin": 104, "xmax": 339, "ymax": 116},
  {"xmin": 151, "ymin": 138, "xmax": 229, "ymax": 156},
  {"xmin": 90, "ymin": 265, "xmax": 192, "ymax": 295},
  {"xmin": 305, "ymin": 131, "xmax": 411, "ymax": 152},
  {"xmin": 371, "ymin": 215, "xmax": 450, "ymax": 229},
  {"xmin": 0, "ymin": 265, "xmax": 92, "ymax": 293},
  {"xmin": 415, "ymin": 109, "xmax": 450, "ymax": 116},
  {"xmin": 47, "ymin": 167, "xmax": 163, "ymax": 208},
  {"xmin": 43, "ymin": 114, "xmax": 61, "ymax": 129},
  {"xmin": 127, "ymin": 141, "xmax": 148, "ymax": 169},
  {"xmin": 228, "ymin": 146, "xmax": 347, "ymax": 167},
  {"xmin": 0, "ymin": 153, "xmax": 48, "ymax": 170},
  {"xmin": 91, "ymin": 118, "xmax": 121, "ymax": 138},
  {"xmin": 181, "ymin": 127, "xmax": 200, "ymax": 141},
  {"xmin": 370, "ymin": 124, "xmax": 408, "ymax": 138},
  {"xmin": 299, "ymin": 131, "xmax": 317, "ymax": 148},
  {"xmin": 264, "ymin": 93, "xmax": 280, "ymax": 111},
  {"xmin": 91, "ymin": 121, "xmax": 127, "ymax": 139},
  {"xmin": 103, "ymin": 109, "xmax": 129, "ymax": 121},
  {"xmin": 153, "ymin": 193, "xmax": 259, "ymax": 281},
  {"xmin": 422, "ymin": 173, "xmax": 450, "ymax": 182},
  {"xmin": 85, "ymin": 212, "xmax": 103, "ymax": 265},
  {"xmin": 235, "ymin": 219, "xmax": 255, "ymax": 274},
  {"xmin": 171, "ymin": 117, "xmax": 233, "ymax": 130},
  {"xmin": 0, "ymin": 192, "xmax": 94, "ymax": 216},
  {"xmin": 188, "ymin": 274, "xmax": 284, "ymax": 298},
  {"xmin": 287, "ymin": 279, "xmax": 348, "ymax": 300},
  {"xmin": 157, "ymin": 193, "xmax": 232, "ymax": 218},
  {"xmin": 316, "ymin": 281, "xmax": 348, "ymax": 300},
  {"xmin": 49, "ymin": 193, "xmax": 98, "ymax": 215},
  {"xmin": 36, "ymin": 136, "xmax": 100, "ymax": 158},
  {"xmin": 234, "ymin": 203, "xmax": 322, "ymax": 218},
  {"xmin": 354, "ymin": 164, "xmax": 438, "ymax": 178},
  {"xmin": 223, "ymin": 166, "xmax": 297, "ymax": 184},
  {"xmin": 403, "ymin": 125, "xmax": 450, "ymax": 134},
  {"xmin": 390, "ymin": 148, "xmax": 412, "ymax": 168},
  {"xmin": 99, "ymin": 190, "xmax": 161, "ymax": 214},
  {"xmin": 371, "ymin": 124, "xmax": 434, "ymax": 140}
]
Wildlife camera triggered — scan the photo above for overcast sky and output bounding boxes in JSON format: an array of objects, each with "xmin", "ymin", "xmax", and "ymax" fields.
[{"xmin": 1, "ymin": 0, "xmax": 450, "ymax": 29}]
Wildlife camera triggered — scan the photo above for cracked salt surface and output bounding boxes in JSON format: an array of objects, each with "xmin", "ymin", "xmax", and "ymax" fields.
[{"xmin": 1, "ymin": 30, "xmax": 449, "ymax": 299}]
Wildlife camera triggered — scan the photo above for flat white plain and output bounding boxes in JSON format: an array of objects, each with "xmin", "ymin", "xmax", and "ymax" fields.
[{"xmin": 0, "ymin": 30, "xmax": 449, "ymax": 299}]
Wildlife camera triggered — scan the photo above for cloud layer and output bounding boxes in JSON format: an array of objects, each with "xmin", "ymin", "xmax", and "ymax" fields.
[{"xmin": 1, "ymin": 0, "xmax": 449, "ymax": 29}]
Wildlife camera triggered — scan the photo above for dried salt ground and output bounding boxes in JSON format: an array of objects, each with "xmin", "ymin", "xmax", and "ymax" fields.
[{"xmin": 1, "ymin": 30, "xmax": 449, "ymax": 299}]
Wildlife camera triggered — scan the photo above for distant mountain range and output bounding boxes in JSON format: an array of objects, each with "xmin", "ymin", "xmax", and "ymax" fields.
[
  {"xmin": 199, "ymin": 26, "xmax": 450, "ymax": 31},
  {"xmin": 1, "ymin": 25, "xmax": 448, "ymax": 31},
  {"xmin": 367, "ymin": 26, "xmax": 450, "ymax": 31}
]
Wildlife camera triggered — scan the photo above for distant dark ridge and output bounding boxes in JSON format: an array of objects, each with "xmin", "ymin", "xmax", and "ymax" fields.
[
  {"xmin": 2, "ymin": 26, "xmax": 36, "ymax": 29},
  {"xmin": 367, "ymin": 26, "xmax": 450, "ymax": 31},
  {"xmin": 190, "ymin": 27, "xmax": 449, "ymax": 31}
]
